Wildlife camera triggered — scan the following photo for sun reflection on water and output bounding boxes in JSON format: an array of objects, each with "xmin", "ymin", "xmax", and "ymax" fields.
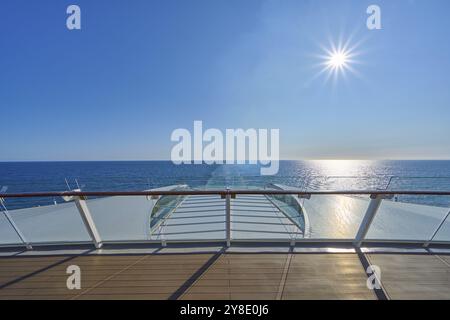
[{"xmin": 309, "ymin": 160, "xmax": 372, "ymax": 176}]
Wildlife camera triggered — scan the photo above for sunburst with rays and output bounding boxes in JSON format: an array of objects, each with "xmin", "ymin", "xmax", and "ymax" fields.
[{"xmin": 313, "ymin": 37, "xmax": 363, "ymax": 85}]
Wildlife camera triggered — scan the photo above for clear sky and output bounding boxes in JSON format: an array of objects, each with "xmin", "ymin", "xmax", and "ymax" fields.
[{"xmin": 1, "ymin": 0, "xmax": 450, "ymax": 161}]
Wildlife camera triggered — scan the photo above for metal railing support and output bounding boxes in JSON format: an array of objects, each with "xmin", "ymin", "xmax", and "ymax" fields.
[
  {"xmin": 73, "ymin": 196, "xmax": 103, "ymax": 249},
  {"xmin": 63, "ymin": 189, "xmax": 103, "ymax": 249},
  {"xmin": 62, "ymin": 189, "xmax": 102, "ymax": 249},
  {"xmin": 423, "ymin": 209, "xmax": 450, "ymax": 248},
  {"xmin": 1, "ymin": 199, "xmax": 32, "ymax": 250},
  {"xmin": 226, "ymin": 193, "xmax": 231, "ymax": 247},
  {"xmin": 354, "ymin": 194, "xmax": 385, "ymax": 247}
]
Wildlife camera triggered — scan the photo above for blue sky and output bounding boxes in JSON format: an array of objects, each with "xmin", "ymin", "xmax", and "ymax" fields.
[{"xmin": 1, "ymin": 0, "xmax": 450, "ymax": 161}]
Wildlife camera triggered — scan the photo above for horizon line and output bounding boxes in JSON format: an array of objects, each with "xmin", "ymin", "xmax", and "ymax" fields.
[{"xmin": 1, "ymin": 159, "xmax": 450, "ymax": 163}]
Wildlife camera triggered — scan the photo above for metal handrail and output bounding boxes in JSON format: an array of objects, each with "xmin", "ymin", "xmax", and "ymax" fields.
[{"xmin": 1, "ymin": 190, "xmax": 450, "ymax": 198}]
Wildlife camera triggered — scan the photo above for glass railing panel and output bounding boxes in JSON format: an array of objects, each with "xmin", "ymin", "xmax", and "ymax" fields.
[
  {"xmin": 231, "ymin": 194, "xmax": 304, "ymax": 241},
  {"xmin": 266, "ymin": 194, "xmax": 305, "ymax": 230},
  {"xmin": 303, "ymin": 176, "xmax": 391, "ymax": 191},
  {"xmin": 366, "ymin": 196, "xmax": 450, "ymax": 241},
  {"xmin": 433, "ymin": 211, "xmax": 450, "ymax": 242},
  {"xmin": 86, "ymin": 185, "xmax": 191, "ymax": 242},
  {"xmin": 387, "ymin": 177, "xmax": 450, "ymax": 194},
  {"xmin": 300, "ymin": 194, "xmax": 368, "ymax": 239},
  {"xmin": 151, "ymin": 194, "xmax": 186, "ymax": 230},
  {"xmin": 386, "ymin": 177, "xmax": 450, "ymax": 212},
  {"xmin": 7, "ymin": 198, "xmax": 91, "ymax": 244},
  {"xmin": 87, "ymin": 195, "xmax": 157, "ymax": 242},
  {"xmin": 151, "ymin": 194, "xmax": 226, "ymax": 242},
  {"xmin": 0, "ymin": 212, "xmax": 23, "ymax": 246},
  {"xmin": 1, "ymin": 189, "xmax": 449, "ymax": 246}
]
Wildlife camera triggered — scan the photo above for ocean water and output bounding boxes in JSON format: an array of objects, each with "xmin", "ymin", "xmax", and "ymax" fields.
[{"xmin": 1, "ymin": 160, "xmax": 450, "ymax": 209}]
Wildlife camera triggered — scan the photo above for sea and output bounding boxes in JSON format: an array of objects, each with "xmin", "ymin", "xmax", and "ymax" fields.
[{"xmin": 1, "ymin": 160, "xmax": 450, "ymax": 209}]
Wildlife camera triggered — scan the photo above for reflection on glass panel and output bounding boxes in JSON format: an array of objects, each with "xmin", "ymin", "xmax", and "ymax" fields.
[
  {"xmin": 366, "ymin": 196, "xmax": 449, "ymax": 241},
  {"xmin": 301, "ymin": 195, "xmax": 368, "ymax": 239}
]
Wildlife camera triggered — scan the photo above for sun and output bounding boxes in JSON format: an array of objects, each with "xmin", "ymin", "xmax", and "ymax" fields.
[
  {"xmin": 327, "ymin": 51, "xmax": 349, "ymax": 69},
  {"xmin": 323, "ymin": 47, "xmax": 354, "ymax": 75},
  {"xmin": 313, "ymin": 36, "xmax": 362, "ymax": 84}
]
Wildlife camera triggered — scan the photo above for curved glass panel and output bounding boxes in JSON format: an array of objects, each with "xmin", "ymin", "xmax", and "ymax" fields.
[
  {"xmin": 266, "ymin": 194, "xmax": 305, "ymax": 231},
  {"xmin": 151, "ymin": 194, "xmax": 186, "ymax": 230}
]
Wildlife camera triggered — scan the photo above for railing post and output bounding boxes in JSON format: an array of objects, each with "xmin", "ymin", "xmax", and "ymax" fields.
[
  {"xmin": 226, "ymin": 193, "xmax": 231, "ymax": 247},
  {"xmin": 1, "ymin": 199, "xmax": 32, "ymax": 250},
  {"xmin": 63, "ymin": 190, "xmax": 102, "ymax": 249},
  {"xmin": 354, "ymin": 194, "xmax": 385, "ymax": 247},
  {"xmin": 74, "ymin": 196, "xmax": 103, "ymax": 249},
  {"xmin": 423, "ymin": 209, "xmax": 450, "ymax": 248}
]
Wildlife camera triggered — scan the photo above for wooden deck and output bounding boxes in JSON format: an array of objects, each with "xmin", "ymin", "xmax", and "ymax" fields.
[{"xmin": 0, "ymin": 251, "xmax": 449, "ymax": 300}]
